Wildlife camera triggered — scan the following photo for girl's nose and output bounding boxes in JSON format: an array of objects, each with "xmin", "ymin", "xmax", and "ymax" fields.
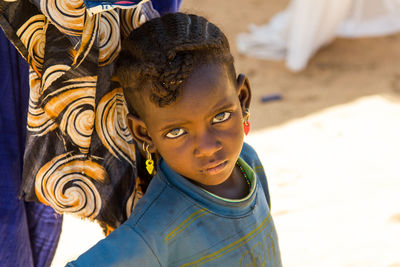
[{"xmin": 193, "ymin": 131, "xmax": 222, "ymax": 158}]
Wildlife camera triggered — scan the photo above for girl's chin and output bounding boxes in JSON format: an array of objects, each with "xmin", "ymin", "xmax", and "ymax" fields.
[{"xmin": 198, "ymin": 172, "xmax": 235, "ymax": 188}]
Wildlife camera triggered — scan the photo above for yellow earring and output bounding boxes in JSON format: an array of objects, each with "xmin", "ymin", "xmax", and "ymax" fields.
[{"xmin": 143, "ymin": 143, "xmax": 154, "ymax": 175}]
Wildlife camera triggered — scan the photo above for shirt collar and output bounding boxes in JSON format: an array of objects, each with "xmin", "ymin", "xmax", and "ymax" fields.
[{"xmin": 158, "ymin": 157, "xmax": 258, "ymax": 217}]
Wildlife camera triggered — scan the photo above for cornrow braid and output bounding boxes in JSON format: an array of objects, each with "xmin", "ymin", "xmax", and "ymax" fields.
[{"xmin": 116, "ymin": 12, "xmax": 235, "ymax": 115}]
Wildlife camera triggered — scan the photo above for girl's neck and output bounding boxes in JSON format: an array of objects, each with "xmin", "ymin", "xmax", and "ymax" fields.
[{"xmin": 196, "ymin": 165, "xmax": 249, "ymax": 199}]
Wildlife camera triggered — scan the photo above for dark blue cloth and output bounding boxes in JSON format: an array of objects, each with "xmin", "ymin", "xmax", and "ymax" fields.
[
  {"xmin": 0, "ymin": 29, "xmax": 63, "ymax": 267},
  {"xmin": 152, "ymin": 0, "xmax": 182, "ymax": 15}
]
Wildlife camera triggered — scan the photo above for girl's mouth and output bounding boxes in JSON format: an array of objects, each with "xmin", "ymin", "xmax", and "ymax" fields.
[{"xmin": 203, "ymin": 160, "xmax": 228, "ymax": 175}]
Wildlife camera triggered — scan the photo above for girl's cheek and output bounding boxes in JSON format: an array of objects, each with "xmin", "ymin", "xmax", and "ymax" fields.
[{"xmin": 221, "ymin": 123, "xmax": 243, "ymax": 140}]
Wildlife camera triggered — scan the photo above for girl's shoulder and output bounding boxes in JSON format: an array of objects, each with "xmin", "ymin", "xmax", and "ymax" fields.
[
  {"xmin": 240, "ymin": 142, "xmax": 271, "ymax": 208},
  {"xmin": 124, "ymin": 173, "xmax": 196, "ymax": 234},
  {"xmin": 240, "ymin": 142, "xmax": 263, "ymax": 168}
]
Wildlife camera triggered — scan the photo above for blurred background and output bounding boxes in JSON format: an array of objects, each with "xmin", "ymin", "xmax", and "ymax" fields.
[{"xmin": 51, "ymin": 0, "xmax": 400, "ymax": 266}]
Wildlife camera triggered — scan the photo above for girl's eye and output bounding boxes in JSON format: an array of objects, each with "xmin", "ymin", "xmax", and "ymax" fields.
[
  {"xmin": 165, "ymin": 128, "xmax": 186, "ymax": 139},
  {"xmin": 212, "ymin": 112, "xmax": 231, "ymax": 124}
]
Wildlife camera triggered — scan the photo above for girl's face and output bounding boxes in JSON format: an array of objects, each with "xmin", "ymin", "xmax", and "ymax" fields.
[{"xmin": 128, "ymin": 63, "xmax": 251, "ymax": 187}]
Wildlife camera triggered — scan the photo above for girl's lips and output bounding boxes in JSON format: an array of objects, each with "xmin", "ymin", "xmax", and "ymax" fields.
[{"xmin": 203, "ymin": 161, "xmax": 228, "ymax": 175}]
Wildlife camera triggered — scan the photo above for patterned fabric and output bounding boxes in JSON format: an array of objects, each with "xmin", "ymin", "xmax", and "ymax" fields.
[
  {"xmin": 0, "ymin": 29, "xmax": 63, "ymax": 267},
  {"xmin": 0, "ymin": 0, "xmax": 179, "ymax": 232}
]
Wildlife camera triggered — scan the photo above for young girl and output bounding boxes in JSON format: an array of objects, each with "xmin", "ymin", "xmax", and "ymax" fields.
[{"xmin": 67, "ymin": 12, "xmax": 281, "ymax": 267}]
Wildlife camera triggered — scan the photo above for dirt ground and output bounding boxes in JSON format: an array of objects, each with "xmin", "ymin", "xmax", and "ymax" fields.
[
  {"xmin": 180, "ymin": 0, "xmax": 400, "ymax": 130},
  {"xmin": 51, "ymin": 1, "xmax": 400, "ymax": 266}
]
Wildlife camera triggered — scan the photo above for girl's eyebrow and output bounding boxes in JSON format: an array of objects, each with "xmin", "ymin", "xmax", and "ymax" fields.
[{"xmin": 210, "ymin": 102, "xmax": 237, "ymax": 114}]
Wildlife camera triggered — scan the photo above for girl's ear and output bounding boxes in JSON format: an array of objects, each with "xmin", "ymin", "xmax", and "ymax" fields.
[
  {"xmin": 236, "ymin": 73, "xmax": 252, "ymax": 114},
  {"xmin": 126, "ymin": 114, "xmax": 156, "ymax": 153}
]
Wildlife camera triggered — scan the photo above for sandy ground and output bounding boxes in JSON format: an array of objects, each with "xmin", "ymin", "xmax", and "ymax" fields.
[{"xmin": 51, "ymin": 1, "xmax": 400, "ymax": 266}]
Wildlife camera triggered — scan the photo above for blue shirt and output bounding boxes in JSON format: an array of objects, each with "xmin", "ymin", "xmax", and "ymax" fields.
[{"xmin": 67, "ymin": 143, "xmax": 281, "ymax": 266}]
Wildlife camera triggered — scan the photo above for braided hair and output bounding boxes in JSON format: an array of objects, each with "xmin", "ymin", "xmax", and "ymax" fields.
[{"xmin": 116, "ymin": 12, "xmax": 236, "ymax": 116}]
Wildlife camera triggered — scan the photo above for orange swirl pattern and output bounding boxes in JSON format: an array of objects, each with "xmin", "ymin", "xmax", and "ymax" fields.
[
  {"xmin": 43, "ymin": 76, "xmax": 97, "ymax": 153},
  {"xmin": 16, "ymin": 15, "xmax": 47, "ymax": 73},
  {"xmin": 40, "ymin": 0, "xmax": 85, "ymax": 36},
  {"xmin": 120, "ymin": 2, "xmax": 151, "ymax": 38},
  {"xmin": 27, "ymin": 69, "xmax": 58, "ymax": 136},
  {"xmin": 41, "ymin": 64, "xmax": 71, "ymax": 94},
  {"xmin": 120, "ymin": 8, "xmax": 136, "ymax": 39},
  {"xmin": 35, "ymin": 153, "xmax": 107, "ymax": 219},
  {"xmin": 125, "ymin": 176, "xmax": 145, "ymax": 218},
  {"xmin": 0, "ymin": 0, "xmax": 164, "ymax": 229},
  {"xmin": 95, "ymin": 87, "xmax": 135, "ymax": 165},
  {"xmin": 125, "ymin": 187, "xmax": 136, "ymax": 218},
  {"xmin": 73, "ymin": 14, "xmax": 100, "ymax": 67},
  {"xmin": 98, "ymin": 10, "xmax": 120, "ymax": 66}
]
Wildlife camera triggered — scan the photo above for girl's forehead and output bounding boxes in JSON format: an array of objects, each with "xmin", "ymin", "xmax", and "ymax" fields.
[
  {"xmin": 176, "ymin": 63, "xmax": 237, "ymax": 104},
  {"xmin": 184, "ymin": 63, "xmax": 236, "ymax": 92},
  {"xmin": 143, "ymin": 64, "xmax": 239, "ymax": 126}
]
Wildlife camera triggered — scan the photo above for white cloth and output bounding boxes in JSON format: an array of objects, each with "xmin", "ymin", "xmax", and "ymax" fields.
[{"xmin": 237, "ymin": 0, "xmax": 400, "ymax": 71}]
